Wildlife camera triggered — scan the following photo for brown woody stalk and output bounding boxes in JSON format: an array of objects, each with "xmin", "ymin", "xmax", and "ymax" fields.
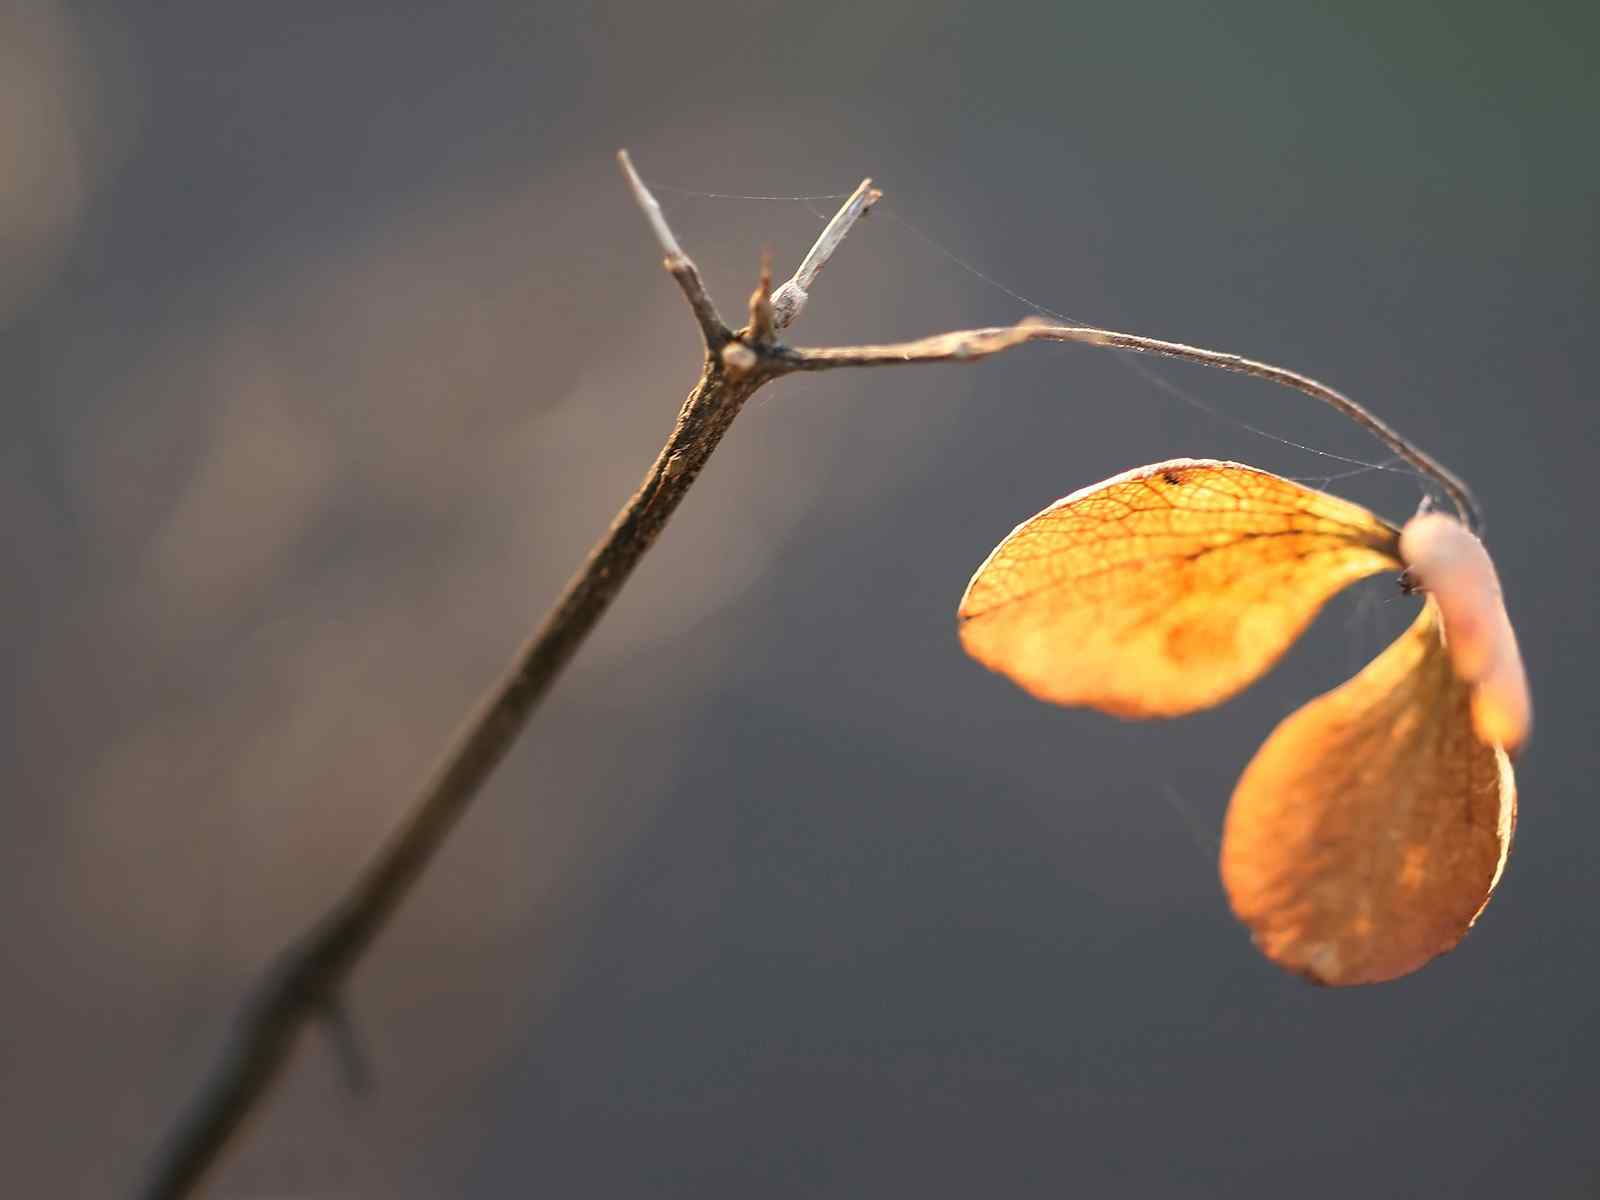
[{"xmin": 134, "ymin": 151, "xmax": 886, "ymax": 1200}]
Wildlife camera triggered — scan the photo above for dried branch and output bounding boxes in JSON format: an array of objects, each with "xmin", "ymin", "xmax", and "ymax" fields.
[
  {"xmin": 138, "ymin": 152, "xmax": 1474, "ymax": 1199},
  {"xmin": 134, "ymin": 153, "xmax": 889, "ymax": 1200},
  {"xmin": 772, "ymin": 318, "xmax": 1479, "ymax": 529},
  {"xmin": 770, "ymin": 177, "xmax": 880, "ymax": 330},
  {"xmin": 770, "ymin": 321, "xmax": 1042, "ymax": 372},
  {"xmin": 617, "ymin": 149, "xmax": 729, "ymax": 348},
  {"xmin": 1021, "ymin": 324, "xmax": 1481, "ymax": 530}
]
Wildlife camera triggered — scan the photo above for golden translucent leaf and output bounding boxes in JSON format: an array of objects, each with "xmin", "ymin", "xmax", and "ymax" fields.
[
  {"xmin": 1220, "ymin": 602, "xmax": 1516, "ymax": 986},
  {"xmin": 958, "ymin": 460, "xmax": 1402, "ymax": 717}
]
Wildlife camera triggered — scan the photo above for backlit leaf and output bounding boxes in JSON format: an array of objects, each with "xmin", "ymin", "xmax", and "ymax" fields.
[
  {"xmin": 958, "ymin": 460, "xmax": 1402, "ymax": 716},
  {"xmin": 1220, "ymin": 601, "xmax": 1516, "ymax": 986}
]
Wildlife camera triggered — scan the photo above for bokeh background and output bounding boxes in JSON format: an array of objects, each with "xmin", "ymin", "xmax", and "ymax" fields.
[{"xmin": 5, "ymin": 1, "xmax": 1596, "ymax": 1195}]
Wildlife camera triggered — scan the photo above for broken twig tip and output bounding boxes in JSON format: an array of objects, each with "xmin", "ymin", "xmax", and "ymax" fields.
[
  {"xmin": 616, "ymin": 149, "xmax": 729, "ymax": 346},
  {"xmin": 770, "ymin": 178, "xmax": 883, "ymax": 333},
  {"xmin": 747, "ymin": 249, "xmax": 778, "ymax": 344}
]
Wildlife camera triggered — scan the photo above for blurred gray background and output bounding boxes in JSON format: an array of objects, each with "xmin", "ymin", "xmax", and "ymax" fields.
[{"xmin": 4, "ymin": 0, "xmax": 1596, "ymax": 1195}]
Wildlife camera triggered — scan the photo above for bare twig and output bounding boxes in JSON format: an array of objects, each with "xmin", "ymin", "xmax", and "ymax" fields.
[
  {"xmin": 617, "ymin": 149, "xmax": 729, "ymax": 348},
  {"xmin": 770, "ymin": 322, "xmax": 1043, "ymax": 371},
  {"xmin": 770, "ymin": 177, "xmax": 880, "ymax": 330},
  {"xmin": 1023, "ymin": 324, "xmax": 1479, "ymax": 529},
  {"xmin": 139, "ymin": 152, "xmax": 1477, "ymax": 1199},
  {"xmin": 773, "ymin": 318, "xmax": 1480, "ymax": 530},
  {"xmin": 134, "ymin": 153, "xmax": 878, "ymax": 1200}
]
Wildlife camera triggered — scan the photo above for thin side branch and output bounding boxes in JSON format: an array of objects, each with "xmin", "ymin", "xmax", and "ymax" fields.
[
  {"xmin": 618, "ymin": 149, "xmax": 729, "ymax": 348},
  {"xmin": 771, "ymin": 322, "xmax": 1044, "ymax": 371},
  {"xmin": 1029, "ymin": 324, "xmax": 1481, "ymax": 530},
  {"xmin": 774, "ymin": 318, "xmax": 1479, "ymax": 529},
  {"xmin": 770, "ymin": 178, "xmax": 880, "ymax": 330}
]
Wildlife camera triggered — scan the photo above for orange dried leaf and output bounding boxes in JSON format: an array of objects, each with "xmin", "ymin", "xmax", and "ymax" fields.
[
  {"xmin": 1220, "ymin": 602, "xmax": 1516, "ymax": 986},
  {"xmin": 958, "ymin": 460, "xmax": 1402, "ymax": 717}
]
